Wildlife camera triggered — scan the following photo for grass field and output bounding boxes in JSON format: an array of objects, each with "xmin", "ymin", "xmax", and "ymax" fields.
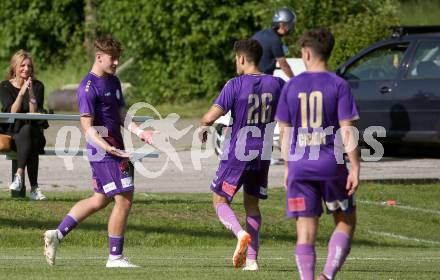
[{"xmin": 1, "ymin": 184, "xmax": 439, "ymax": 279}]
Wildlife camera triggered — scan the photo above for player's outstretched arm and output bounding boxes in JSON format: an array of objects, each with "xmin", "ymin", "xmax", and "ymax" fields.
[
  {"xmin": 198, "ymin": 105, "xmax": 225, "ymax": 142},
  {"xmin": 120, "ymin": 108, "xmax": 156, "ymax": 145},
  {"xmin": 339, "ymin": 120, "xmax": 360, "ymax": 196},
  {"xmin": 276, "ymin": 57, "xmax": 294, "ymax": 78},
  {"xmin": 200, "ymin": 105, "xmax": 225, "ymax": 127},
  {"xmin": 81, "ymin": 115, "xmax": 130, "ymax": 158}
]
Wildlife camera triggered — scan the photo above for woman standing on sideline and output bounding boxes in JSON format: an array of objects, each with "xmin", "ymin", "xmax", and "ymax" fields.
[{"xmin": 0, "ymin": 50, "xmax": 48, "ymax": 200}]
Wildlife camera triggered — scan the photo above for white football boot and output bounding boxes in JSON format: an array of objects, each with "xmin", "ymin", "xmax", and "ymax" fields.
[
  {"xmin": 242, "ymin": 259, "xmax": 259, "ymax": 271},
  {"xmin": 44, "ymin": 230, "xmax": 60, "ymax": 265},
  {"xmin": 106, "ymin": 256, "xmax": 140, "ymax": 268}
]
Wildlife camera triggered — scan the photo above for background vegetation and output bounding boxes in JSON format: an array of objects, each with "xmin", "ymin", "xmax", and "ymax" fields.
[{"xmin": 0, "ymin": 0, "xmax": 438, "ymax": 108}]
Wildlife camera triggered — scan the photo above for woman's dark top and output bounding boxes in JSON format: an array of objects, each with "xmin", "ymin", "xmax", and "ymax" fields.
[{"xmin": 0, "ymin": 79, "xmax": 45, "ymax": 134}]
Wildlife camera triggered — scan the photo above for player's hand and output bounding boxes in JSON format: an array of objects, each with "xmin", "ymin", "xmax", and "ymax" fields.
[
  {"xmin": 106, "ymin": 146, "xmax": 131, "ymax": 158},
  {"xmin": 346, "ymin": 168, "xmax": 359, "ymax": 196},
  {"xmin": 197, "ymin": 126, "xmax": 208, "ymax": 143},
  {"xmin": 138, "ymin": 130, "xmax": 158, "ymax": 145}
]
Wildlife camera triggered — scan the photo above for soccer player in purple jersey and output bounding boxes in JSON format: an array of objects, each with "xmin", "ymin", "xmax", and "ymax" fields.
[
  {"xmin": 200, "ymin": 39, "xmax": 285, "ymax": 270},
  {"xmin": 275, "ymin": 28, "xmax": 360, "ymax": 280},
  {"xmin": 44, "ymin": 36, "xmax": 154, "ymax": 268}
]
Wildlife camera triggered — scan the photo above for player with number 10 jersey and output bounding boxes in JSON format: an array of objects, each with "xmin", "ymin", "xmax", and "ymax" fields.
[{"xmin": 276, "ymin": 28, "xmax": 360, "ymax": 280}]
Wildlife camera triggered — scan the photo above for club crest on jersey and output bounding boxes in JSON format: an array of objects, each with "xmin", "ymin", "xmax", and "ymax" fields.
[{"xmin": 222, "ymin": 181, "xmax": 237, "ymax": 196}]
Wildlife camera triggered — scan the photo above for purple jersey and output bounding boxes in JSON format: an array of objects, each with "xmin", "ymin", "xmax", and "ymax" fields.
[
  {"xmin": 77, "ymin": 72, "xmax": 125, "ymax": 162},
  {"xmin": 275, "ymin": 72, "xmax": 359, "ymax": 180},
  {"xmin": 215, "ymin": 74, "xmax": 285, "ymax": 170}
]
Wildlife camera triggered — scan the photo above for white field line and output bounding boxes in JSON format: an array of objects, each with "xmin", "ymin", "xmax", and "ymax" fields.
[
  {"xmin": 358, "ymin": 199, "xmax": 440, "ymax": 216},
  {"xmin": 1, "ymin": 256, "xmax": 440, "ymax": 261},
  {"xmin": 368, "ymin": 230, "xmax": 440, "ymax": 245}
]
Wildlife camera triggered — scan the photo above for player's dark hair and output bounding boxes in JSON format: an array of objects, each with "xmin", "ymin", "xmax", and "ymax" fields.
[
  {"xmin": 94, "ymin": 35, "xmax": 123, "ymax": 58},
  {"xmin": 299, "ymin": 27, "xmax": 335, "ymax": 61},
  {"xmin": 233, "ymin": 39, "xmax": 263, "ymax": 66}
]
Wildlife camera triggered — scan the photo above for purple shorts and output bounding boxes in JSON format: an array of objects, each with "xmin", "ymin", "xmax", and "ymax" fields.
[
  {"xmin": 90, "ymin": 158, "xmax": 134, "ymax": 198},
  {"xmin": 286, "ymin": 177, "xmax": 356, "ymax": 218},
  {"xmin": 210, "ymin": 166, "xmax": 269, "ymax": 202}
]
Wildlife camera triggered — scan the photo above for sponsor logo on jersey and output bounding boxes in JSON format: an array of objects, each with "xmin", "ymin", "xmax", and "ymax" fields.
[
  {"xmin": 121, "ymin": 177, "xmax": 134, "ymax": 189},
  {"xmin": 222, "ymin": 181, "xmax": 237, "ymax": 197},
  {"xmin": 288, "ymin": 197, "xmax": 306, "ymax": 212},
  {"xmin": 103, "ymin": 182, "xmax": 117, "ymax": 193}
]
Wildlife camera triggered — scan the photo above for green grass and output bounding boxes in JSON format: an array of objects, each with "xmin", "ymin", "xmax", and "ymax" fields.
[
  {"xmin": 399, "ymin": 0, "xmax": 440, "ymax": 25},
  {"xmin": 36, "ymin": 58, "xmax": 90, "ymax": 101},
  {"xmin": 0, "ymin": 183, "xmax": 440, "ymax": 279}
]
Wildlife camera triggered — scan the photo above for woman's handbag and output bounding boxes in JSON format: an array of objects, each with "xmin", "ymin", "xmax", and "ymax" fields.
[{"xmin": 0, "ymin": 134, "xmax": 12, "ymax": 152}]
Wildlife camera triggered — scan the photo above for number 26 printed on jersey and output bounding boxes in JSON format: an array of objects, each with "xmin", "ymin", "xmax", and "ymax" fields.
[{"xmin": 247, "ymin": 93, "xmax": 273, "ymax": 125}]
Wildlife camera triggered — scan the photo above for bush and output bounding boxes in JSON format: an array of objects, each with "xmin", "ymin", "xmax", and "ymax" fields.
[
  {"xmin": 0, "ymin": 0, "xmax": 401, "ymax": 104},
  {"xmin": 95, "ymin": 0, "xmax": 400, "ymax": 103},
  {"xmin": 0, "ymin": 0, "xmax": 84, "ymax": 67},
  {"xmin": 96, "ymin": 0, "xmax": 276, "ymax": 104}
]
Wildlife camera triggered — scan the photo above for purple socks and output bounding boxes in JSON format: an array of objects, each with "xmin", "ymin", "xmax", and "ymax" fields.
[
  {"xmin": 109, "ymin": 235, "xmax": 125, "ymax": 260},
  {"xmin": 246, "ymin": 215, "xmax": 261, "ymax": 261},
  {"xmin": 323, "ymin": 231, "xmax": 351, "ymax": 279},
  {"xmin": 215, "ymin": 203, "xmax": 243, "ymax": 237},
  {"xmin": 57, "ymin": 214, "xmax": 78, "ymax": 240},
  {"xmin": 295, "ymin": 244, "xmax": 316, "ymax": 280}
]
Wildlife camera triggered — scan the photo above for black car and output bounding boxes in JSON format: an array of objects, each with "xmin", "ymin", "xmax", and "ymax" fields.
[{"xmin": 336, "ymin": 26, "xmax": 440, "ymax": 148}]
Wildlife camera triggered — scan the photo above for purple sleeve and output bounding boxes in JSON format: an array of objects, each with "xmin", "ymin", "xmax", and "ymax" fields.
[
  {"xmin": 337, "ymin": 81, "xmax": 359, "ymax": 121},
  {"xmin": 275, "ymin": 83, "xmax": 291, "ymax": 123},
  {"xmin": 214, "ymin": 79, "xmax": 235, "ymax": 112},
  {"xmin": 77, "ymin": 83, "xmax": 97, "ymax": 116}
]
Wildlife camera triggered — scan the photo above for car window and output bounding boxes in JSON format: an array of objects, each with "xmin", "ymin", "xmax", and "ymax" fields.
[
  {"xmin": 343, "ymin": 43, "xmax": 409, "ymax": 81},
  {"xmin": 407, "ymin": 41, "xmax": 440, "ymax": 79}
]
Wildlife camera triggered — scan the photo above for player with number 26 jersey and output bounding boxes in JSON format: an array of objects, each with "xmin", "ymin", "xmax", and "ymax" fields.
[
  {"xmin": 214, "ymin": 74, "xmax": 285, "ymax": 170},
  {"xmin": 200, "ymin": 39, "xmax": 284, "ymax": 271}
]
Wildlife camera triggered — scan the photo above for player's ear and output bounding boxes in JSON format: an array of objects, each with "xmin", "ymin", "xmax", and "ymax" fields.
[
  {"xmin": 95, "ymin": 52, "xmax": 102, "ymax": 62},
  {"xmin": 239, "ymin": 55, "xmax": 245, "ymax": 65},
  {"xmin": 303, "ymin": 48, "xmax": 312, "ymax": 62}
]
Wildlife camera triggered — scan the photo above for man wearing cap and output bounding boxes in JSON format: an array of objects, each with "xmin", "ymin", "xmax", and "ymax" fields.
[{"xmin": 252, "ymin": 7, "xmax": 296, "ymax": 78}]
